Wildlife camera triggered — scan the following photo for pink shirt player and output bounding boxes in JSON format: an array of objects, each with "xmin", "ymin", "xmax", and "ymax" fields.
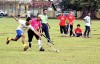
[{"xmin": 30, "ymin": 18, "xmax": 42, "ymax": 30}]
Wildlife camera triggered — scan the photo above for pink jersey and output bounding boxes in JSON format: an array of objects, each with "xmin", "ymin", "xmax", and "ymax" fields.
[{"xmin": 30, "ymin": 18, "xmax": 42, "ymax": 30}]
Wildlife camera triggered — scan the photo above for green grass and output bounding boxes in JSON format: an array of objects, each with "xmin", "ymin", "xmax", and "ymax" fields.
[{"xmin": 0, "ymin": 17, "xmax": 100, "ymax": 64}]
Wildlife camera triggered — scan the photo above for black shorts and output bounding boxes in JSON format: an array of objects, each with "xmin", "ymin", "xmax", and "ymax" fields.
[
  {"xmin": 60, "ymin": 26, "xmax": 67, "ymax": 34},
  {"xmin": 28, "ymin": 29, "xmax": 39, "ymax": 42}
]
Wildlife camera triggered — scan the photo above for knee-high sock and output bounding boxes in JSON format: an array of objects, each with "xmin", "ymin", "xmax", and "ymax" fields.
[{"xmin": 38, "ymin": 40, "xmax": 42, "ymax": 49}]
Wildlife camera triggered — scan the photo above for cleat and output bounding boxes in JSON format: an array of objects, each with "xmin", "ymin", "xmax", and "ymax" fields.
[
  {"xmin": 51, "ymin": 42, "xmax": 54, "ymax": 45},
  {"xmin": 39, "ymin": 47, "xmax": 45, "ymax": 51},
  {"xmin": 48, "ymin": 40, "xmax": 53, "ymax": 43},
  {"xmin": 48, "ymin": 40, "xmax": 54, "ymax": 45},
  {"xmin": 52, "ymin": 43, "xmax": 54, "ymax": 45},
  {"xmin": 87, "ymin": 36, "xmax": 90, "ymax": 38},
  {"xmin": 6, "ymin": 37, "xmax": 11, "ymax": 44},
  {"xmin": 23, "ymin": 46, "xmax": 29, "ymax": 51},
  {"xmin": 29, "ymin": 43, "xmax": 31, "ymax": 48},
  {"xmin": 84, "ymin": 35, "xmax": 86, "ymax": 38}
]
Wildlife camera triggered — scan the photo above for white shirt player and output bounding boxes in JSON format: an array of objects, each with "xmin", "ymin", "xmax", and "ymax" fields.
[
  {"xmin": 16, "ymin": 19, "xmax": 34, "ymax": 32},
  {"xmin": 84, "ymin": 16, "xmax": 91, "ymax": 26}
]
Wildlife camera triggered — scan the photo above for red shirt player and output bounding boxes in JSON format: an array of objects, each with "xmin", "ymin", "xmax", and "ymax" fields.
[
  {"xmin": 67, "ymin": 11, "xmax": 75, "ymax": 25},
  {"xmin": 67, "ymin": 11, "xmax": 75, "ymax": 36},
  {"xmin": 74, "ymin": 24, "xmax": 82, "ymax": 37},
  {"xmin": 58, "ymin": 12, "xmax": 67, "ymax": 35}
]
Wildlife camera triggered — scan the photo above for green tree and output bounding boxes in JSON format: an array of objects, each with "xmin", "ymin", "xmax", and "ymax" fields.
[
  {"xmin": 79, "ymin": 0, "xmax": 100, "ymax": 19},
  {"xmin": 60, "ymin": 0, "xmax": 100, "ymax": 19},
  {"xmin": 59, "ymin": 0, "xmax": 82, "ymax": 11}
]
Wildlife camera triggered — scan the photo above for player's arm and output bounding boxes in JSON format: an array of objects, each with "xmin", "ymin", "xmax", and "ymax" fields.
[
  {"xmin": 39, "ymin": 27, "xmax": 42, "ymax": 34},
  {"xmin": 46, "ymin": 16, "xmax": 50, "ymax": 28},
  {"xmin": 11, "ymin": 13, "xmax": 19, "ymax": 22},
  {"xmin": 83, "ymin": 16, "xmax": 87, "ymax": 22},
  {"xmin": 39, "ymin": 22, "xmax": 42, "ymax": 33},
  {"xmin": 46, "ymin": 23, "xmax": 50, "ymax": 28},
  {"xmin": 37, "ymin": 24, "xmax": 42, "ymax": 34},
  {"xmin": 83, "ymin": 19, "xmax": 86, "ymax": 22},
  {"xmin": 90, "ymin": 20, "xmax": 92, "ymax": 24},
  {"xmin": 34, "ymin": 30, "xmax": 41, "ymax": 38},
  {"xmin": 57, "ymin": 16, "xmax": 60, "ymax": 20},
  {"xmin": 65, "ymin": 17, "xmax": 67, "ymax": 25},
  {"xmin": 73, "ymin": 15, "xmax": 75, "ymax": 20}
]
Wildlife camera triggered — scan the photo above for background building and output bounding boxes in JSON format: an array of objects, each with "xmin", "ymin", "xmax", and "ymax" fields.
[
  {"xmin": 0, "ymin": 0, "xmax": 99, "ymax": 19},
  {"xmin": 0, "ymin": 0, "xmax": 62, "ymax": 17},
  {"xmin": 30, "ymin": 0, "xmax": 62, "ymax": 18},
  {"xmin": 0, "ymin": 0, "xmax": 32, "ymax": 16}
]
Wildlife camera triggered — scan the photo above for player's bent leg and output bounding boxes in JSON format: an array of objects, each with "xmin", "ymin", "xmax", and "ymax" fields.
[
  {"xmin": 60, "ymin": 26, "xmax": 63, "ymax": 34},
  {"xmin": 39, "ymin": 47, "xmax": 45, "ymax": 51},
  {"xmin": 38, "ymin": 40, "xmax": 45, "ymax": 51},
  {"xmin": 23, "ymin": 45, "xmax": 29, "ymax": 51},
  {"xmin": 21, "ymin": 34, "xmax": 29, "ymax": 51},
  {"xmin": 28, "ymin": 29, "xmax": 34, "ymax": 48},
  {"xmin": 11, "ymin": 37, "xmax": 19, "ymax": 41},
  {"xmin": 87, "ymin": 27, "xmax": 90, "ymax": 38},
  {"xmin": 70, "ymin": 25, "xmax": 73, "ymax": 36},
  {"xmin": 63, "ymin": 26, "xmax": 68, "ymax": 36},
  {"xmin": 28, "ymin": 40, "xmax": 32, "ymax": 48},
  {"xmin": 6, "ymin": 36, "xmax": 20, "ymax": 45},
  {"xmin": 37, "ymin": 39, "xmax": 45, "ymax": 51},
  {"xmin": 84, "ymin": 26, "xmax": 88, "ymax": 38},
  {"xmin": 35, "ymin": 32, "xmax": 45, "ymax": 51},
  {"xmin": 23, "ymin": 44, "xmax": 29, "ymax": 51}
]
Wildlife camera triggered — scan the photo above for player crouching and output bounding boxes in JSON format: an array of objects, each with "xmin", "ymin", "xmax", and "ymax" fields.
[{"xmin": 73, "ymin": 24, "xmax": 82, "ymax": 37}]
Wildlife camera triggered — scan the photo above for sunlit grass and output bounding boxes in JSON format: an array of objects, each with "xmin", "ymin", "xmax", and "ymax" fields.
[{"xmin": 0, "ymin": 17, "xmax": 100, "ymax": 64}]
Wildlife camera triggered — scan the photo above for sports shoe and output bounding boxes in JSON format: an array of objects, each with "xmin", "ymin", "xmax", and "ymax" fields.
[
  {"xmin": 83, "ymin": 35, "xmax": 86, "ymax": 38},
  {"xmin": 48, "ymin": 40, "xmax": 54, "ymax": 45},
  {"xmin": 48, "ymin": 40, "xmax": 52, "ymax": 43},
  {"xmin": 39, "ymin": 47, "xmax": 45, "ymax": 51},
  {"xmin": 87, "ymin": 35, "xmax": 90, "ymax": 38},
  {"xmin": 6, "ymin": 37, "xmax": 11, "ymax": 44},
  {"xmin": 29, "ymin": 43, "xmax": 31, "ymax": 48},
  {"xmin": 23, "ymin": 46, "xmax": 29, "ymax": 51}
]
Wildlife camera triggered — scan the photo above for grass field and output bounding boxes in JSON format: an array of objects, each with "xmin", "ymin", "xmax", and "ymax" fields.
[{"xmin": 0, "ymin": 17, "xmax": 100, "ymax": 64}]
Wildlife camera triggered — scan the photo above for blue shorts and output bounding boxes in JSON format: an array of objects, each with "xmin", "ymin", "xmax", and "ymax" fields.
[{"xmin": 16, "ymin": 30, "xmax": 23, "ymax": 38}]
